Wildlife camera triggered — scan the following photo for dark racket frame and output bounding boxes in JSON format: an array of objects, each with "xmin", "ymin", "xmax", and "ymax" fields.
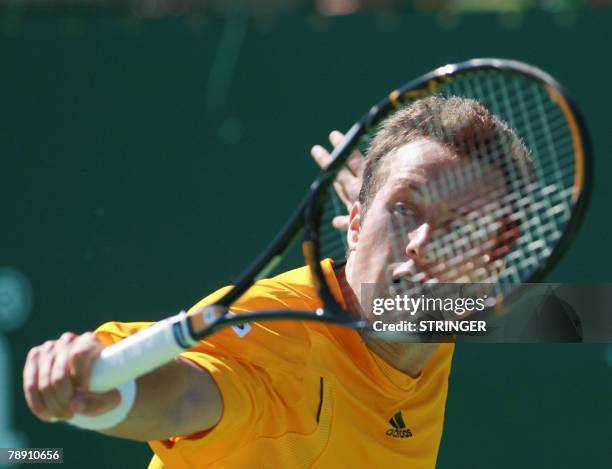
[{"xmin": 85, "ymin": 58, "xmax": 592, "ymax": 393}]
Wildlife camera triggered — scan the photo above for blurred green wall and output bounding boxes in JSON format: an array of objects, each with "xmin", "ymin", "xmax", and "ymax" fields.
[{"xmin": 2, "ymin": 11, "xmax": 611, "ymax": 468}]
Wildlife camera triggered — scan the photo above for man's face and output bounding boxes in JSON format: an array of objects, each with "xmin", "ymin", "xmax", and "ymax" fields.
[{"xmin": 345, "ymin": 138, "xmax": 509, "ymax": 316}]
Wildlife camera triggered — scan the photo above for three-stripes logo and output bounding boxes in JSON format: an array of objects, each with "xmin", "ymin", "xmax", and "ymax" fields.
[{"xmin": 386, "ymin": 411, "xmax": 413, "ymax": 438}]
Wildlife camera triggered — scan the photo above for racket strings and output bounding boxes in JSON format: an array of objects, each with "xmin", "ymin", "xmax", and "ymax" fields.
[
  {"xmin": 383, "ymin": 173, "xmax": 573, "ymax": 311},
  {"xmin": 446, "ymin": 73, "xmax": 575, "ymax": 187},
  {"xmin": 385, "ymin": 158, "xmax": 573, "ymax": 269},
  {"xmin": 385, "ymin": 206, "xmax": 570, "ymax": 321},
  {"xmin": 319, "ymin": 137, "xmax": 574, "ymax": 266},
  {"xmin": 316, "ymin": 71, "xmax": 578, "ymax": 321}
]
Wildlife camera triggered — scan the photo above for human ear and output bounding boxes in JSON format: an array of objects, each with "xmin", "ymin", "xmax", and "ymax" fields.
[{"xmin": 346, "ymin": 202, "xmax": 362, "ymax": 252}]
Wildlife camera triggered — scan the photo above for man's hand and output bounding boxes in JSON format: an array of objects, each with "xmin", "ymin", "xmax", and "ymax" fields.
[
  {"xmin": 23, "ymin": 331, "xmax": 222, "ymax": 441},
  {"xmin": 23, "ymin": 332, "xmax": 120, "ymax": 422},
  {"xmin": 310, "ymin": 130, "xmax": 365, "ymax": 231}
]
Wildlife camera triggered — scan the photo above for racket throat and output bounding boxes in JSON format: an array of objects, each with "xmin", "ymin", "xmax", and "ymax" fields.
[{"xmin": 189, "ymin": 305, "xmax": 228, "ymax": 336}]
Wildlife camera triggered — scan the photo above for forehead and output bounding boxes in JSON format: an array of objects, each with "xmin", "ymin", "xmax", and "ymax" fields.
[
  {"xmin": 376, "ymin": 138, "xmax": 505, "ymax": 209},
  {"xmin": 379, "ymin": 139, "xmax": 457, "ymax": 193}
]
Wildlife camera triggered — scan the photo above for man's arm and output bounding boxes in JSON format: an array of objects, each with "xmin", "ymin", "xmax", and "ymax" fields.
[{"xmin": 23, "ymin": 332, "xmax": 222, "ymax": 441}]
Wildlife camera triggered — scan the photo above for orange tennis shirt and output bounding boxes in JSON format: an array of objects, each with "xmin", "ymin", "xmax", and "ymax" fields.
[{"xmin": 95, "ymin": 260, "xmax": 454, "ymax": 468}]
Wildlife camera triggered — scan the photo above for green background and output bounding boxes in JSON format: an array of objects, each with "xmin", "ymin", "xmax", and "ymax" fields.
[{"xmin": 2, "ymin": 11, "xmax": 612, "ymax": 468}]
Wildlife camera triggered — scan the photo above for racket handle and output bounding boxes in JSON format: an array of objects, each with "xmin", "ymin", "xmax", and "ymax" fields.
[{"xmin": 89, "ymin": 311, "xmax": 197, "ymax": 393}]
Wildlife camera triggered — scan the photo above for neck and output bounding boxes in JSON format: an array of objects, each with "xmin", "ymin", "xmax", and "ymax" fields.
[
  {"xmin": 336, "ymin": 263, "xmax": 439, "ymax": 378},
  {"xmin": 364, "ymin": 340, "xmax": 439, "ymax": 378}
]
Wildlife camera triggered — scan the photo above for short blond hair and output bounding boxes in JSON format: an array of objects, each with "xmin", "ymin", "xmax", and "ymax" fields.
[{"xmin": 359, "ymin": 95, "xmax": 533, "ymax": 212}]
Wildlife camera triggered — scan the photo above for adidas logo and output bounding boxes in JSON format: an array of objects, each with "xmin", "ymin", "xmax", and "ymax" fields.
[{"xmin": 385, "ymin": 411, "xmax": 413, "ymax": 438}]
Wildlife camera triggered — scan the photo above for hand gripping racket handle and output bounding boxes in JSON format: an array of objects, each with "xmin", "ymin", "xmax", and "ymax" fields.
[{"xmin": 89, "ymin": 312, "xmax": 197, "ymax": 393}]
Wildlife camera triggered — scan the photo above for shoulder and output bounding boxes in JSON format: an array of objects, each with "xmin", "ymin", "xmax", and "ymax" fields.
[{"xmin": 189, "ymin": 263, "xmax": 328, "ymax": 315}]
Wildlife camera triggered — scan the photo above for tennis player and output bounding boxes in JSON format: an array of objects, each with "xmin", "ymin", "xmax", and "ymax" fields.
[{"xmin": 23, "ymin": 96, "xmax": 530, "ymax": 468}]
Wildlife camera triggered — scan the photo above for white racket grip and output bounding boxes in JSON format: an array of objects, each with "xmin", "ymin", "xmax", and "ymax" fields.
[{"xmin": 90, "ymin": 311, "xmax": 196, "ymax": 393}]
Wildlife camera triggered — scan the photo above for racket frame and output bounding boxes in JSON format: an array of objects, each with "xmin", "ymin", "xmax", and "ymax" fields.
[
  {"xmin": 302, "ymin": 58, "xmax": 592, "ymax": 322},
  {"xmin": 88, "ymin": 58, "xmax": 592, "ymax": 392}
]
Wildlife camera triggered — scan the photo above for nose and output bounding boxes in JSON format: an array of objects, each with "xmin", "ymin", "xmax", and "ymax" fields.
[{"xmin": 406, "ymin": 223, "xmax": 432, "ymax": 263}]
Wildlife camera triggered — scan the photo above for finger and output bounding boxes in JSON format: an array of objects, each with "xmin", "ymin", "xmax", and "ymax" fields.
[
  {"xmin": 310, "ymin": 145, "xmax": 332, "ymax": 170},
  {"xmin": 48, "ymin": 334, "xmax": 78, "ymax": 419},
  {"xmin": 44, "ymin": 348, "xmax": 74, "ymax": 419},
  {"xmin": 312, "ymin": 145, "xmax": 357, "ymax": 194},
  {"xmin": 346, "ymin": 150, "xmax": 365, "ymax": 177},
  {"xmin": 329, "ymin": 130, "xmax": 344, "ymax": 147},
  {"xmin": 332, "ymin": 215, "xmax": 350, "ymax": 231},
  {"xmin": 333, "ymin": 171, "xmax": 359, "ymax": 206},
  {"xmin": 330, "ymin": 130, "xmax": 365, "ymax": 176},
  {"xmin": 68, "ymin": 332, "xmax": 102, "ymax": 390},
  {"xmin": 327, "ymin": 134, "xmax": 360, "ymax": 191},
  {"xmin": 71, "ymin": 389, "xmax": 121, "ymax": 416},
  {"xmin": 332, "ymin": 181, "xmax": 352, "ymax": 208},
  {"xmin": 37, "ymin": 341, "xmax": 66, "ymax": 419},
  {"xmin": 23, "ymin": 347, "xmax": 50, "ymax": 420}
]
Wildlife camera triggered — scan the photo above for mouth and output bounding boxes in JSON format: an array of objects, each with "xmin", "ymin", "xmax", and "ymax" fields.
[
  {"xmin": 389, "ymin": 261, "xmax": 439, "ymax": 285},
  {"xmin": 388, "ymin": 262, "xmax": 413, "ymax": 284}
]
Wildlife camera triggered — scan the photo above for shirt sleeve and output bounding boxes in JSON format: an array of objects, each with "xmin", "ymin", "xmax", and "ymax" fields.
[{"xmin": 93, "ymin": 276, "xmax": 322, "ymax": 467}]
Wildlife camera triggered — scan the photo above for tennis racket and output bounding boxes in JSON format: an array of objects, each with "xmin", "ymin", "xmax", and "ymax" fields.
[{"xmin": 86, "ymin": 58, "xmax": 591, "ymax": 393}]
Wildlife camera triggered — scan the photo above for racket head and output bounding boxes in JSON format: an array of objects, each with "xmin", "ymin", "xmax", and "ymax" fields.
[{"xmin": 304, "ymin": 58, "xmax": 592, "ymax": 340}]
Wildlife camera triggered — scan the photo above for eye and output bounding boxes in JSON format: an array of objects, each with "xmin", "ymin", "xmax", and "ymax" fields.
[
  {"xmin": 448, "ymin": 219, "xmax": 463, "ymax": 233},
  {"xmin": 392, "ymin": 202, "xmax": 417, "ymax": 217},
  {"xmin": 440, "ymin": 205, "xmax": 463, "ymax": 223},
  {"xmin": 435, "ymin": 204, "xmax": 461, "ymax": 232}
]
